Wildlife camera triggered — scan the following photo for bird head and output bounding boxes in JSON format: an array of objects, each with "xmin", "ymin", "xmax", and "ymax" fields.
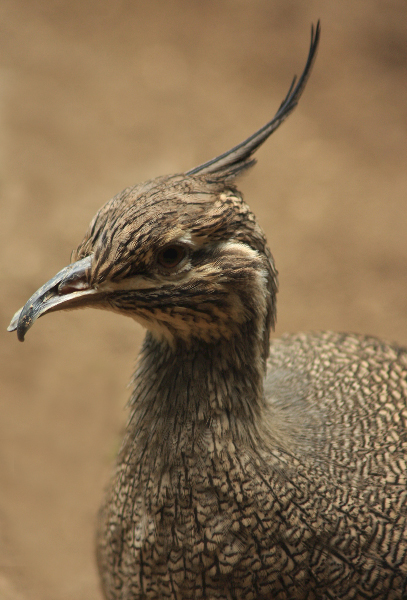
[
  {"xmin": 8, "ymin": 23, "xmax": 319, "ymax": 361},
  {"xmin": 9, "ymin": 174, "xmax": 277, "ymax": 352}
]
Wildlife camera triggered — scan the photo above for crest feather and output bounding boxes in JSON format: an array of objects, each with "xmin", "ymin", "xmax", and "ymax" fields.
[{"xmin": 187, "ymin": 22, "xmax": 320, "ymax": 180}]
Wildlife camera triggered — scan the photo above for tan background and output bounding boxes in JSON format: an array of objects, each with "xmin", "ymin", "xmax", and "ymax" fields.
[{"xmin": 1, "ymin": 1, "xmax": 406, "ymax": 599}]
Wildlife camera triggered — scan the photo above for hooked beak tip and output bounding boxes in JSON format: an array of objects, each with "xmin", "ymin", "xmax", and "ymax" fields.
[
  {"xmin": 7, "ymin": 308, "xmax": 24, "ymax": 339},
  {"xmin": 8, "ymin": 255, "xmax": 93, "ymax": 342}
]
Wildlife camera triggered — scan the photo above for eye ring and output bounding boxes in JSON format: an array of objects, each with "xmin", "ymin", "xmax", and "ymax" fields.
[{"xmin": 157, "ymin": 244, "xmax": 187, "ymax": 269}]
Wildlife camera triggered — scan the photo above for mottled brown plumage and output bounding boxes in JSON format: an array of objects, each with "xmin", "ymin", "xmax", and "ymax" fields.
[{"xmin": 8, "ymin": 23, "xmax": 407, "ymax": 599}]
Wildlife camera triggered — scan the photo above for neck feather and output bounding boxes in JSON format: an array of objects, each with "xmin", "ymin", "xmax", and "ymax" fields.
[{"xmin": 126, "ymin": 325, "xmax": 267, "ymax": 464}]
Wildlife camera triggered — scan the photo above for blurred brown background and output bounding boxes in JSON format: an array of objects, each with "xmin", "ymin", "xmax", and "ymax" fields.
[{"xmin": 0, "ymin": 1, "xmax": 406, "ymax": 599}]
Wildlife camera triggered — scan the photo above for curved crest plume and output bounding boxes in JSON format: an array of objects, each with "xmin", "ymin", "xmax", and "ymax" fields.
[{"xmin": 187, "ymin": 22, "xmax": 320, "ymax": 179}]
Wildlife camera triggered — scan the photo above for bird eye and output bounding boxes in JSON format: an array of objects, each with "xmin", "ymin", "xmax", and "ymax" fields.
[{"xmin": 157, "ymin": 245, "xmax": 187, "ymax": 269}]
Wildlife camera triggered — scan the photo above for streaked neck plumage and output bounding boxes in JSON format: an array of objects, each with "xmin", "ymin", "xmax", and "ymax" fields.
[{"xmin": 126, "ymin": 308, "xmax": 271, "ymax": 468}]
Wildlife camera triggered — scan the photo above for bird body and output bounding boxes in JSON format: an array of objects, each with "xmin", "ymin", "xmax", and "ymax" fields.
[
  {"xmin": 96, "ymin": 327, "xmax": 407, "ymax": 599},
  {"xmin": 8, "ymin": 23, "xmax": 407, "ymax": 599}
]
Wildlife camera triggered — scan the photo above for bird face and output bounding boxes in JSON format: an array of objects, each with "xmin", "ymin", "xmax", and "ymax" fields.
[{"xmin": 9, "ymin": 174, "xmax": 277, "ymax": 346}]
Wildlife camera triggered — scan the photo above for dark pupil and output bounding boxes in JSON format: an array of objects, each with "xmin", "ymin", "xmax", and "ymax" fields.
[{"xmin": 161, "ymin": 247, "xmax": 181, "ymax": 266}]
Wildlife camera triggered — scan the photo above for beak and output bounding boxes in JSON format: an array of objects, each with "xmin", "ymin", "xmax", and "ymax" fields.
[{"xmin": 8, "ymin": 256, "xmax": 99, "ymax": 342}]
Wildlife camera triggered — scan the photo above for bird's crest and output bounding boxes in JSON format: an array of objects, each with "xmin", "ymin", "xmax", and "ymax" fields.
[{"xmin": 187, "ymin": 22, "xmax": 320, "ymax": 180}]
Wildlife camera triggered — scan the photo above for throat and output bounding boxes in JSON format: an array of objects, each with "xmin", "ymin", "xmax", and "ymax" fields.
[{"xmin": 126, "ymin": 331, "xmax": 266, "ymax": 463}]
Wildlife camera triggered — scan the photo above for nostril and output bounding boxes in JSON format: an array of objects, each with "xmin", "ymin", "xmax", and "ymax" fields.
[
  {"xmin": 58, "ymin": 278, "xmax": 90, "ymax": 295},
  {"xmin": 55, "ymin": 256, "xmax": 93, "ymax": 295}
]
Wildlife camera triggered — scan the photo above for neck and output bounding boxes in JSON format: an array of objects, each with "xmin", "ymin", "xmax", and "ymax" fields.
[{"xmin": 126, "ymin": 326, "xmax": 267, "ymax": 464}]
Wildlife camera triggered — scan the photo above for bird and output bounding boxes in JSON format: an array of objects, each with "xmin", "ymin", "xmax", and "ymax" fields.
[{"xmin": 8, "ymin": 21, "xmax": 407, "ymax": 599}]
